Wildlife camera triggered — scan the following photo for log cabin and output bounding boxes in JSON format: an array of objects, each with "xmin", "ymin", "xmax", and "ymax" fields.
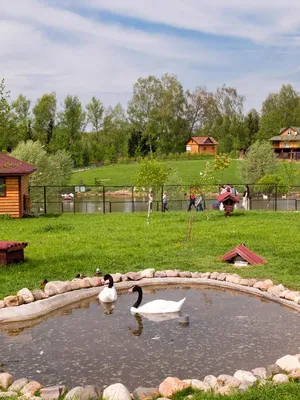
[
  {"xmin": 185, "ymin": 136, "xmax": 218, "ymax": 155},
  {"xmin": 0, "ymin": 154, "xmax": 36, "ymax": 218},
  {"xmin": 269, "ymin": 126, "xmax": 300, "ymax": 160}
]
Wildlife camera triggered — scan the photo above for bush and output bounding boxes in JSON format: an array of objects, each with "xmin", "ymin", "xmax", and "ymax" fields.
[{"xmin": 256, "ymin": 174, "xmax": 288, "ymax": 195}]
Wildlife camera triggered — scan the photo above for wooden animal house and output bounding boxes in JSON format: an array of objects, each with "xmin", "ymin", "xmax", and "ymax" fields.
[
  {"xmin": 218, "ymin": 244, "xmax": 267, "ymax": 267},
  {"xmin": 0, "ymin": 154, "xmax": 36, "ymax": 218},
  {"xmin": 217, "ymin": 192, "xmax": 240, "ymax": 216},
  {"xmin": 0, "ymin": 241, "xmax": 28, "ymax": 265}
]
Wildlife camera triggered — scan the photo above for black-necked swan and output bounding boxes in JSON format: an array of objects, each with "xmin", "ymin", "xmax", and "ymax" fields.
[
  {"xmin": 98, "ymin": 274, "xmax": 117, "ymax": 303},
  {"xmin": 128, "ymin": 285, "xmax": 186, "ymax": 314}
]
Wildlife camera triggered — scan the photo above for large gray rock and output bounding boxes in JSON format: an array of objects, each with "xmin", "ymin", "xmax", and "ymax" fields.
[
  {"xmin": 179, "ymin": 271, "xmax": 191, "ymax": 278},
  {"xmin": 126, "ymin": 272, "xmax": 142, "ymax": 281},
  {"xmin": 89, "ymin": 277, "xmax": 102, "ymax": 287},
  {"xmin": 40, "ymin": 386, "xmax": 66, "ymax": 400},
  {"xmin": 32, "ymin": 289, "xmax": 49, "ymax": 301},
  {"xmin": 20, "ymin": 381, "xmax": 43, "ymax": 397},
  {"xmin": 272, "ymin": 374, "xmax": 289, "ymax": 384},
  {"xmin": 266, "ymin": 364, "xmax": 282, "ymax": 376},
  {"xmin": 191, "ymin": 272, "xmax": 202, "ymax": 278},
  {"xmin": 166, "ymin": 270, "xmax": 180, "ymax": 278},
  {"xmin": 132, "ymin": 387, "xmax": 159, "ymax": 400},
  {"xmin": 276, "ymin": 355, "xmax": 300, "ymax": 372},
  {"xmin": 183, "ymin": 379, "xmax": 210, "ymax": 392},
  {"xmin": 203, "ymin": 375, "xmax": 217, "ymax": 389},
  {"xmin": 154, "ymin": 271, "xmax": 166, "ymax": 278},
  {"xmin": 111, "ymin": 273, "xmax": 122, "ymax": 283},
  {"xmin": 217, "ymin": 374, "xmax": 240, "ymax": 388},
  {"xmin": 252, "ymin": 367, "xmax": 267, "ymax": 379},
  {"xmin": 253, "ymin": 281, "xmax": 268, "ymax": 291},
  {"xmin": 103, "ymin": 383, "xmax": 131, "ymax": 400},
  {"xmin": 233, "ymin": 370, "xmax": 257, "ymax": 386},
  {"xmin": 65, "ymin": 387, "xmax": 84, "ymax": 400},
  {"xmin": 4, "ymin": 296, "xmax": 24, "ymax": 307},
  {"xmin": 140, "ymin": 269, "xmax": 155, "ymax": 279},
  {"xmin": 9, "ymin": 378, "xmax": 29, "ymax": 392},
  {"xmin": 44, "ymin": 281, "xmax": 72, "ymax": 296},
  {"xmin": 284, "ymin": 291, "xmax": 299, "ymax": 301},
  {"xmin": 0, "ymin": 373, "xmax": 13, "ymax": 389},
  {"xmin": 17, "ymin": 288, "xmax": 35, "ymax": 304}
]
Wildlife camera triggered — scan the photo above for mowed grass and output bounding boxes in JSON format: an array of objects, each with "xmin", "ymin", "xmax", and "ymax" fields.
[
  {"xmin": 172, "ymin": 383, "xmax": 300, "ymax": 400},
  {"xmin": 70, "ymin": 159, "xmax": 300, "ymax": 187},
  {"xmin": 0, "ymin": 211, "xmax": 300, "ymax": 299},
  {"xmin": 70, "ymin": 159, "xmax": 243, "ymax": 186}
]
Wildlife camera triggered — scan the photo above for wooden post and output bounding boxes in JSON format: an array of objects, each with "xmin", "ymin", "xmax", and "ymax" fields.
[{"xmin": 103, "ymin": 186, "xmax": 106, "ymax": 214}]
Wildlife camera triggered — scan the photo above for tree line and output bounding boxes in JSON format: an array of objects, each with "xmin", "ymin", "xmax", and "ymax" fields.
[{"xmin": 0, "ymin": 75, "xmax": 299, "ymax": 166}]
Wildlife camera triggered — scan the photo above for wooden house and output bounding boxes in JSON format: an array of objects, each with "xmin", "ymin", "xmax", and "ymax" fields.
[
  {"xmin": 0, "ymin": 154, "xmax": 36, "ymax": 218},
  {"xmin": 185, "ymin": 136, "xmax": 218, "ymax": 155},
  {"xmin": 269, "ymin": 126, "xmax": 300, "ymax": 160}
]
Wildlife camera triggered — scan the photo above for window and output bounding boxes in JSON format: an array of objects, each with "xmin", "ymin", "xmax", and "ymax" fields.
[
  {"xmin": 186, "ymin": 145, "xmax": 191, "ymax": 152},
  {"xmin": 0, "ymin": 178, "xmax": 6, "ymax": 197},
  {"xmin": 288, "ymin": 129, "xmax": 292, "ymax": 136},
  {"xmin": 284, "ymin": 141, "xmax": 290, "ymax": 148}
]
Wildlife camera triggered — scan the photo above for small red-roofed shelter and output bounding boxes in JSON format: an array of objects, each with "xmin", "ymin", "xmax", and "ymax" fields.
[
  {"xmin": 186, "ymin": 136, "xmax": 218, "ymax": 155},
  {"xmin": 0, "ymin": 241, "xmax": 28, "ymax": 265},
  {"xmin": 217, "ymin": 192, "xmax": 240, "ymax": 216},
  {"xmin": 218, "ymin": 244, "xmax": 267, "ymax": 266},
  {"xmin": 0, "ymin": 154, "xmax": 36, "ymax": 218}
]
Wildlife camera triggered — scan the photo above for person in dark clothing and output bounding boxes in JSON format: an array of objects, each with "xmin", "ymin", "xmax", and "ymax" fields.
[{"xmin": 188, "ymin": 193, "xmax": 196, "ymax": 211}]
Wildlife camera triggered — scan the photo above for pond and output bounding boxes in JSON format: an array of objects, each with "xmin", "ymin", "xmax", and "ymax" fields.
[{"xmin": 0, "ymin": 285, "xmax": 299, "ymax": 390}]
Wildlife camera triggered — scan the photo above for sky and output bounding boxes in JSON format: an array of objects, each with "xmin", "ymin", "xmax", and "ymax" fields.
[{"xmin": 1, "ymin": 0, "xmax": 300, "ymax": 113}]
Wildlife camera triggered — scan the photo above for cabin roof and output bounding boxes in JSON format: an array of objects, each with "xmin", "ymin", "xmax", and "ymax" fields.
[
  {"xmin": 217, "ymin": 192, "xmax": 240, "ymax": 203},
  {"xmin": 279, "ymin": 126, "xmax": 300, "ymax": 134},
  {"xmin": 0, "ymin": 154, "xmax": 36, "ymax": 176},
  {"xmin": 187, "ymin": 136, "xmax": 218, "ymax": 145},
  {"xmin": 0, "ymin": 241, "xmax": 28, "ymax": 250},
  {"xmin": 218, "ymin": 244, "xmax": 267, "ymax": 265},
  {"xmin": 269, "ymin": 135, "xmax": 300, "ymax": 141}
]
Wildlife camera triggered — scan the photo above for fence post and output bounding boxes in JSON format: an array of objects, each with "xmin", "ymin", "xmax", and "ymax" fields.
[
  {"xmin": 275, "ymin": 185, "xmax": 278, "ymax": 211},
  {"xmin": 43, "ymin": 186, "xmax": 47, "ymax": 214},
  {"xmin": 103, "ymin": 186, "xmax": 106, "ymax": 214},
  {"xmin": 132, "ymin": 186, "xmax": 135, "ymax": 213}
]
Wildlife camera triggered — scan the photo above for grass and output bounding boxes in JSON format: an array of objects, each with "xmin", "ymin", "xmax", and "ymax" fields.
[
  {"xmin": 70, "ymin": 159, "xmax": 300, "ymax": 187},
  {"xmin": 70, "ymin": 159, "xmax": 243, "ymax": 186},
  {"xmin": 1, "ymin": 211, "xmax": 300, "ymax": 299},
  {"xmin": 172, "ymin": 383, "xmax": 300, "ymax": 400}
]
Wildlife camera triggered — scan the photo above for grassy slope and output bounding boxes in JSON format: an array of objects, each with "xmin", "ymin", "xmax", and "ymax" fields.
[
  {"xmin": 1, "ymin": 211, "xmax": 300, "ymax": 298},
  {"xmin": 172, "ymin": 384, "xmax": 300, "ymax": 400},
  {"xmin": 70, "ymin": 159, "xmax": 300, "ymax": 187},
  {"xmin": 70, "ymin": 160, "xmax": 243, "ymax": 186}
]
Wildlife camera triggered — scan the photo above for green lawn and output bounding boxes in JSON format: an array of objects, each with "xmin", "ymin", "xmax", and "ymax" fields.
[
  {"xmin": 1, "ymin": 211, "xmax": 300, "ymax": 299},
  {"xmin": 172, "ymin": 383, "xmax": 300, "ymax": 400},
  {"xmin": 70, "ymin": 159, "xmax": 243, "ymax": 186},
  {"xmin": 70, "ymin": 159, "xmax": 300, "ymax": 187}
]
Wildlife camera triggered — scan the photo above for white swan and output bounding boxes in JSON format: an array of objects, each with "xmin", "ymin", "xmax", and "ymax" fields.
[
  {"xmin": 98, "ymin": 274, "xmax": 117, "ymax": 303},
  {"xmin": 128, "ymin": 285, "xmax": 186, "ymax": 314}
]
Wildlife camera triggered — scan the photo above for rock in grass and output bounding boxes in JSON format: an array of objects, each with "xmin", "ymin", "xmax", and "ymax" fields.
[
  {"xmin": 140, "ymin": 269, "xmax": 155, "ymax": 279},
  {"xmin": 0, "ymin": 392, "xmax": 18, "ymax": 398},
  {"xmin": 103, "ymin": 383, "xmax": 131, "ymax": 400},
  {"xmin": 276, "ymin": 355, "xmax": 300, "ymax": 372},
  {"xmin": 40, "ymin": 385, "xmax": 66, "ymax": 400},
  {"xmin": 272, "ymin": 374, "xmax": 289, "ymax": 384},
  {"xmin": 159, "ymin": 377, "xmax": 188, "ymax": 397},
  {"xmin": 154, "ymin": 271, "xmax": 167, "ymax": 278},
  {"xmin": 44, "ymin": 281, "xmax": 71, "ymax": 296},
  {"xmin": 183, "ymin": 379, "xmax": 210, "ymax": 392},
  {"xmin": 132, "ymin": 387, "xmax": 160, "ymax": 400},
  {"xmin": 32, "ymin": 289, "xmax": 49, "ymax": 301},
  {"xmin": 65, "ymin": 387, "xmax": 84, "ymax": 400},
  {"xmin": 17, "ymin": 288, "xmax": 35, "ymax": 303},
  {"xmin": 4, "ymin": 296, "xmax": 23, "ymax": 307},
  {"xmin": 9, "ymin": 378, "xmax": 29, "ymax": 392},
  {"xmin": 166, "ymin": 270, "xmax": 180, "ymax": 278},
  {"xmin": 0, "ymin": 373, "xmax": 13, "ymax": 390},
  {"xmin": 251, "ymin": 367, "xmax": 267, "ymax": 379},
  {"xmin": 217, "ymin": 374, "xmax": 240, "ymax": 388},
  {"xmin": 233, "ymin": 371, "xmax": 257, "ymax": 386},
  {"xmin": 203, "ymin": 375, "xmax": 218, "ymax": 389},
  {"xmin": 20, "ymin": 381, "xmax": 43, "ymax": 397}
]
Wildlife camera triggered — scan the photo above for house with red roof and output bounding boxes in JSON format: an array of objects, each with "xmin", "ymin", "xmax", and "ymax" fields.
[
  {"xmin": 185, "ymin": 136, "xmax": 218, "ymax": 156},
  {"xmin": 0, "ymin": 154, "xmax": 36, "ymax": 218}
]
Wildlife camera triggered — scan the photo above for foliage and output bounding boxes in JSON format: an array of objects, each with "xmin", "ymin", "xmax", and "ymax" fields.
[
  {"xmin": 86, "ymin": 96, "xmax": 104, "ymax": 132},
  {"xmin": 0, "ymin": 78, "xmax": 18, "ymax": 152},
  {"xmin": 11, "ymin": 140, "xmax": 73, "ymax": 186},
  {"xmin": 12, "ymin": 94, "xmax": 32, "ymax": 142},
  {"xmin": 32, "ymin": 93, "xmax": 56, "ymax": 147},
  {"xmin": 256, "ymin": 174, "xmax": 288, "ymax": 195},
  {"xmin": 214, "ymin": 154, "xmax": 231, "ymax": 172},
  {"xmin": 239, "ymin": 140, "xmax": 279, "ymax": 183},
  {"xmin": 134, "ymin": 158, "xmax": 170, "ymax": 193},
  {"xmin": 1, "ymin": 212, "xmax": 300, "ymax": 298}
]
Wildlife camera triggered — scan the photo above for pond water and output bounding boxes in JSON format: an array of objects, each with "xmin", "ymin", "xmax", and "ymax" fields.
[{"xmin": 0, "ymin": 286, "xmax": 299, "ymax": 390}]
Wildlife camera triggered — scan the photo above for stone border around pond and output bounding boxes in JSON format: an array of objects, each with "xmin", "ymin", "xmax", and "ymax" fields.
[{"xmin": 1, "ymin": 269, "xmax": 300, "ymax": 398}]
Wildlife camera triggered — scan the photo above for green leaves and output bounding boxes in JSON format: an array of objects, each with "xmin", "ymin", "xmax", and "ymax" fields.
[{"xmin": 134, "ymin": 159, "xmax": 170, "ymax": 193}]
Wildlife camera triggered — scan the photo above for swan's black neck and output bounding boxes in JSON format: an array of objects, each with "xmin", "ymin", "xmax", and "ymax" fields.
[
  {"xmin": 133, "ymin": 286, "xmax": 143, "ymax": 309},
  {"xmin": 105, "ymin": 274, "xmax": 114, "ymax": 288}
]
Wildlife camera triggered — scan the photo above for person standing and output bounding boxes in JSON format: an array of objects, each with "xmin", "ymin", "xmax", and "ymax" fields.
[
  {"xmin": 162, "ymin": 191, "xmax": 168, "ymax": 212},
  {"xmin": 188, "ymin": 193, "xmax": 196, "ymax": 211},
  {"xmin": 148, "ymin": 192, "xmax": 153, "ymax": 212},
  {"xmin": 242, "ymin": 185, "xmax": 250, "ymax": 210},
  {"xmin": 196, "ymin": 194, "xmax": 204, "ymax": 212}
]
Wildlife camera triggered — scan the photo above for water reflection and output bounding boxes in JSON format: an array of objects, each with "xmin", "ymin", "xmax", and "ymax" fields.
[
  {"xmin": 100, "ymin": 301, "xmax": 116, "ymax": 315},
  {"xmin": 128, "ymin": 314, "xmax": 143, "ymax": 336}
]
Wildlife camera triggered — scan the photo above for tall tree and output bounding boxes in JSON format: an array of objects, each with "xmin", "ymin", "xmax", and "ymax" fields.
[
  {"xmin": 86, "ymin": 96, "xmax": 104, "ymax": 133},
  {"xmin": 32, "ymin": 93, "xmax": 57, "ymax": 146},
  {"xmin": 12, "ymin": 94, "xmax": 32, "ymax": 141},
  {"xmin": 186, "ymin": 87, "xmax": 218, "ymax": 133},
  {"xmin": 215, "ymin": 85, "xmax": 245, "ymax": 118},
  {"xmin": 245, "ymin": 108, "xmax": 260, "ymax": 145},
  {"xmin": 0, "ymin": 79, "xmax": 18, "ymax": 151}
]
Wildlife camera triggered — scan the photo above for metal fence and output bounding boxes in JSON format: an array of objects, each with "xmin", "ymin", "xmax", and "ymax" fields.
[{"xmin": 28, "ymin": 184, "xmax": 300, "ymax": 215}]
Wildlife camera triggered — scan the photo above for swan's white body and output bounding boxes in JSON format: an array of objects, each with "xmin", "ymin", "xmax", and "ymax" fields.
[
  {"xmin": 130, "ymin": 297, "xmax": 186, "ymax": 314},
  {"xmin": 98, "ymin": 286, "xmax": 117, "ymax": 303}
]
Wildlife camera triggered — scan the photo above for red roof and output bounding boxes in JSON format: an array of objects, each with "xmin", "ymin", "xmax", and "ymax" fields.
[
  {"xmin": 218, "ymin": 244, "xmax": 267, "ymax": 265},
  {"xmin": 187, "ymin": 136, "xmax": 218, "ymax": 145},
  {"xmin": 0, "ymin": 154, "xmax": 36, "ymax": 176},
  {"xmin": 217, "ymin": 192, "xmax": 240, "ymax": 203},
  {"xmin": 0, "ymin": 241, "xmax": 28, "ymax": 250}
]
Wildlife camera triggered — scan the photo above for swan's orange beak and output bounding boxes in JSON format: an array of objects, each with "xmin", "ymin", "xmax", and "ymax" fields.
[{"xmin": 128, "ymin": 288, "xmax": 133, "ymax": 293}]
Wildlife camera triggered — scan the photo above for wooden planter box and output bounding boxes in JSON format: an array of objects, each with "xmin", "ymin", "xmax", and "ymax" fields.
[{"xmin": 0, "ymin": 241, "xmax": 28, "ymax": 265}]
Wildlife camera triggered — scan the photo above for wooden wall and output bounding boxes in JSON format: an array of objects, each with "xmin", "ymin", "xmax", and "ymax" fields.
[{"xmin": 0, "ymin": 176, "xmax": 21, "ymax": 218}]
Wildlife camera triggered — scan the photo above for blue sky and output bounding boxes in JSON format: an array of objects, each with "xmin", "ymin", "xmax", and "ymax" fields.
[{"xmin": 1, "ymin": 0, "xmax": 300, "ymax": 112}]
